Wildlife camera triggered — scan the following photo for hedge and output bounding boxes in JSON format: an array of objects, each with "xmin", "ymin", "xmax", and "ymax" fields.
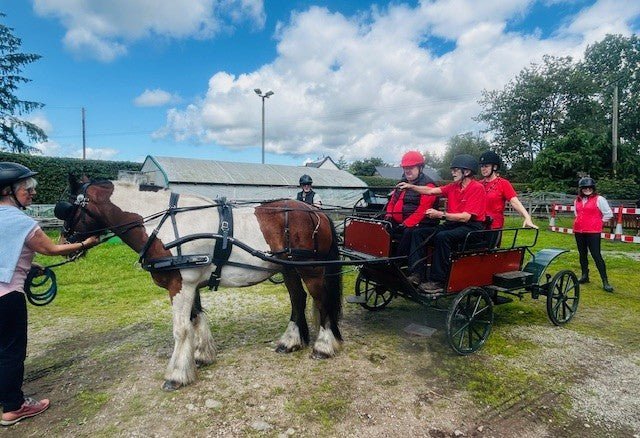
[{"xmin": 0, "ymin": 152, "xmax": 141, "ymax": 204}]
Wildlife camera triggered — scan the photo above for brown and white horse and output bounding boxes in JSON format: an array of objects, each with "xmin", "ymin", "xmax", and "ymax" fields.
[{"xmin": 56, "ymin": 177, "xmax": 343, "ymax": 391}]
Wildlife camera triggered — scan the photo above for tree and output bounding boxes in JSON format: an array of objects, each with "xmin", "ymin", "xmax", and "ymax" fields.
[
  {"xmin": 0, "ymin": 13, "xmax": 46, "ymax": 153},
  {"xmin": 438, "ymin": 132, "xmax": 489, "ymax": 178},
  {"xmin": 348, "ymin": 157, "xmax": 387, "ymax": 176},
  {"xmin": 477, "ymin": 55, "xmax": 598, "ymax": 164},
  {"xmin": 529, "ymin": 128, "xmax": 637, "ymax": 191},
  {"xmin": 335, "ymin": 155, "xmax": 349, "ymax": 170},
  {"xmin": 582, "ymin": 34, "xmax": 640, "ymax": 144}
]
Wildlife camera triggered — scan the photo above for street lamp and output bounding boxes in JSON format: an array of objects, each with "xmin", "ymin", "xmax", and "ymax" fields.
[{"xmin": 254, "ymin": 88, "xmax": 274, "ymax": 164}]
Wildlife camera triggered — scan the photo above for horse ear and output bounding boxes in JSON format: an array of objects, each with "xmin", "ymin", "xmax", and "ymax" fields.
[{"xmin": 68, "ymin": 173, "xmax": 80, "ymax": 193}]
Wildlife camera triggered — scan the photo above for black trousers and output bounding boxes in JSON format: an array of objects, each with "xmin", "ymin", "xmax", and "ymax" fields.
[
  {"xmin": 0, "ymin": 291, "xmax": 27, "ymax": 413},
  {"xmin": 390, "ymin": 224, "xmax": 432, "ymax": 258},
  {"xmin": 409, "ymin": 221, "xmax": 483, "ymax": 283},
  {"xmin": 574, "ymin": 232, "xmax": 608, "ymax": 281}
]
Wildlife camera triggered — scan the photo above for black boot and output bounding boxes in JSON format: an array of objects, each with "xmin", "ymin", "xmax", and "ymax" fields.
[
  {"xmin": 578, "ymin": 271, "xmax": 590, "ymax": 284},
  {"xmin": 602, "ymin": 279, "xmax": 614, "ymax": 293}
]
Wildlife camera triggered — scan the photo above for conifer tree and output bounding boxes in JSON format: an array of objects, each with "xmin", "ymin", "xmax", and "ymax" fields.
[{"xmin": 0, "ymin": 13, "xmax": 46, "ymax": 153}]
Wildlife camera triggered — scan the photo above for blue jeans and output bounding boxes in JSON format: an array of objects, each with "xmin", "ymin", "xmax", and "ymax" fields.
[{"xmin": 0, "ymin": 291, "xmax": 27, "ymax": 413}]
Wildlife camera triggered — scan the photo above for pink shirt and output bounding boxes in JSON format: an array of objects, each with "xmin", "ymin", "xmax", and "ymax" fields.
[{"xmin": 0, "ymin": 225, "xmax": 39, "ymax": 297}]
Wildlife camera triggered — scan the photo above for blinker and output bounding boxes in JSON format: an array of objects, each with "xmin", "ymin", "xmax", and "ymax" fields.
[{"xmin": 54, "ymin": 201, "xmax": 75, "ymax": 221}]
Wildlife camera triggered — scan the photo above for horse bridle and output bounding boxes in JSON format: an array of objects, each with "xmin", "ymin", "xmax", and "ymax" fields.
[{"xmin": 55, "ymin": 181, "xmax": 143, "ymax": 244}]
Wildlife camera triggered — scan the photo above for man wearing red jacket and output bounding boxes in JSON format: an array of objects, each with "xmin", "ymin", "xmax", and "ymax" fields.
[
  {"xmin": 398, "ymin": 154, "xmax": 486, "ymax": 293},
  {"xmin": 384, "ymin": 151, "xmax": 438, "ymax": 256}
]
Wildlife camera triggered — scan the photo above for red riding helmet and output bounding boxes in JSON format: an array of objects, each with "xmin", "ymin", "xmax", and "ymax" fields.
[{"xmin": 401, "ymin": 151, "xmax": 425, "ymax": 167}]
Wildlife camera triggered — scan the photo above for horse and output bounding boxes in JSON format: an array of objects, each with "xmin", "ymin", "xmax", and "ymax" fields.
[{"xmin": 54, "ymin": 176, "xmax": 343, "ymax": 391}]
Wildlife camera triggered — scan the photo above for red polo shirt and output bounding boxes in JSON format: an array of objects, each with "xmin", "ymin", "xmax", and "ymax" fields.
[
  {"xmin": 440, "ymin": 179, "xmax": 486, "ymax": 222},
  {"xmin": 482, "ymin": 177, "xmax": 517, "ymax": 229}
]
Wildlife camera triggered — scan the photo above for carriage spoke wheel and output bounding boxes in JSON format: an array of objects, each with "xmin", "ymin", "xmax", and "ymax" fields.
[
  {"xmin": 446, "ymin": 287, "xmax": 494, "ymax": 355},
  {"xmin": 546, "ymin": 270, "xmax": 580, "ymax": 326},
  {"xmin": 268, "ymin": 272, "xmax": 285, "ymax": 284},
  {"xmin": 355, "ymin": 271, "xmax": 393, "ymax": 311}
]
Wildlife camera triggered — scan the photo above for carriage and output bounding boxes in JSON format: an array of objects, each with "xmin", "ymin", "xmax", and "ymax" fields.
[{"xmin": 339, "ymin": 216, "xmax": 580, "ymax": 354}]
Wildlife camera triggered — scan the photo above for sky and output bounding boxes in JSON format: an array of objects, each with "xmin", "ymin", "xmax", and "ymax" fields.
[{"xmin": 3, "ymin": 0, "xmax": 640, "ymax": 166}]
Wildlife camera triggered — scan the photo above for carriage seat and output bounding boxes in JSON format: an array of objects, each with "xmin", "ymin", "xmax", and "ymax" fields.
[{"xmin": 455, "ymin": 217, "xmax": 500, "ymax": 253}]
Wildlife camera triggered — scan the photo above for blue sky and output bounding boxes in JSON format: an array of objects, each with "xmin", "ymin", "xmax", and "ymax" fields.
[{"xmin": 3, "ymin": 0, "xmax": 639, "ymax": 165}]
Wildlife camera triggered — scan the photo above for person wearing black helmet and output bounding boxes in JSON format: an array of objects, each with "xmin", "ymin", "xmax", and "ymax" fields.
[
  {"xmin": 296, "ymin": 174, "xmax": 322, "ymax": 207},
  {"xmin": 479, "ymin": 150, "xmax": 537, "ymax": 230},
  {"xmin": 0, "ymin": 162, "xmax": 99, "ymax": 426},
  {"xmin": 398, "ymin": 154, "xmax": 486, "ymax": 293},
  {"xmin": 573, "ymin": 177, "xmax": 614, "ymax": 292},
  {"xmin": 384, "ymin": 151, "xmax": 439, "ymax": 257}
]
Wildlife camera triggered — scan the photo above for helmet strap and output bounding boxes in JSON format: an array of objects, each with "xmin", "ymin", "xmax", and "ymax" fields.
[{"xmin": 9, "ymin": 186, "xmax": 26, "ymax": 210}]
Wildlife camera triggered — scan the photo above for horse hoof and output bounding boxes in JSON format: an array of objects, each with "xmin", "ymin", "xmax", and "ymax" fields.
[
  {"xmin": 196, "ymin": 359, "xmax": 213, "ymax": 368},
  {"xmin": 162, "ymin": 380, "xmax": 182, "ymax": 391},
  {"xmin": 275, "ymin": 344, "xmax": 301, "ymax": 354},
  {"xmin": 311, "ymin": 350, "xmax": 331, "ymax": 360}
]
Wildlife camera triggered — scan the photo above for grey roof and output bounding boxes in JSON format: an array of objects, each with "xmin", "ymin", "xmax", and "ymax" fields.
[
  {"xmin": 375, "ymin": 165, "xmax": 442, "ymax": 182},
  {"xmin": 143, "ymin": 156, "xmax": 366, "ymax": 188},
  {"xmin": 305, "ymin": 156, "xmax": 338, "ymax": 169}
]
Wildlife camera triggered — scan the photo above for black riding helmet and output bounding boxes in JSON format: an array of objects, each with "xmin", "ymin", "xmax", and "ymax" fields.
[
  {"xmin": 450, "ymin": 154, "xmax": 478, "ymax": 175},
  {"xmin": 479, "ymin": 151, "xmax": 501, "ymax": 170},
  {"xmin": 0, "ymin": 162, "xmax": 39, "ymax": 209},
  {"xmin": 0, "ymin": 162, "xmax": 39, "ymax": 190},
  {"xmin": 299, "ymin": 174, "xmax": 313, "ymax": 185},
  {"xmin": 578, "ymin": 177, "xmax": 596, "ymax": 189}
]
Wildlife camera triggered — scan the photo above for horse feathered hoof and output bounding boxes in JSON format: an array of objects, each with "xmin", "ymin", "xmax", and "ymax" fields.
[
  {"xmin": 275, "ymin": 344, "xmax": 301, "ymax": 354},
  {"xmin": 162, "ymin": 380, "xmax": 182, "ymax": 391},
  {"xmin": 196, "ymin": 359, "xmax": 213, "ymax": 368},
  {"xmin": 311, "ymin": 350, "xmax": 331, "ymax": 360}
]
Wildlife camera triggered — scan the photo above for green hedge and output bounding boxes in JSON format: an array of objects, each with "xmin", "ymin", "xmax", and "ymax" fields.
[{"xmin": 0, "ymin": 152, "xmax": 141, "ymax": 204}]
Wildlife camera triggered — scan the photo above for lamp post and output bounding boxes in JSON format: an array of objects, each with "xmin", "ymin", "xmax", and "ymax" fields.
[{"xmin": 254, "ymin": 88, "xmax": 274, "ymax": 164}]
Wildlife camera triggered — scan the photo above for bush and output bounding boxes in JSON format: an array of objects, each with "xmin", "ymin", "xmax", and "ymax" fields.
[{"xmin": 0, "ymin": 152, "xmax": 141, "ymax": 203}]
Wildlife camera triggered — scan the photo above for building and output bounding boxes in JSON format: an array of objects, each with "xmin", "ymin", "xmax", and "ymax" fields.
[
  {"xmin": 136, "ymin": 155, "xmax": 368, "ymax": 207},
  {"xmin": 304, "ymin": 156, "xmax": 340, "ymax": 170},
  {"xmin": 374, "ymin": 165, "xmax": 441, "ymax": 182}
]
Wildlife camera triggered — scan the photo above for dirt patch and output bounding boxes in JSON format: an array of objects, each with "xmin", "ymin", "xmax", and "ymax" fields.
[{"xmin": 4, "ymin": 286, "xmax": 638, "ymax": 437}]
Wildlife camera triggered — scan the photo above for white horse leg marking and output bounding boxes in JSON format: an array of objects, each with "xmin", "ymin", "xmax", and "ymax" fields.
[
  {"xmin": 276, "ymin": 321, "xmax": 304, "ymax": 352},
  {"xmin": 193, "ymin": 311, "xmax": 216, "ymax": 366},
  {"xmin": 166, "ymin": 289, "xmax": 197, "ymax": 386},
  {"xmin": 312, "ymin": 324, "xmax": 340, "ymax": 358}
]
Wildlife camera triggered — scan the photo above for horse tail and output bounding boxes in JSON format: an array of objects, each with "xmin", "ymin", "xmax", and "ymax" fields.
[{"xmin": 324, "ymin": 216, "xmax": 343, "ymax": 341}]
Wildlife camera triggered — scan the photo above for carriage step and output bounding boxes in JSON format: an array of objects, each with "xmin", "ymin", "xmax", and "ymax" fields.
[
  {"xmin": 493, "ymin": 271, "xmax": 533, "ymax": 289},
  {"xmin": 493, "ymin": 295, "xmax": 513, "ymax": 305},
  {"xmin": 346, "ymin": 295, "xmax": 367, "ymax": 304}
]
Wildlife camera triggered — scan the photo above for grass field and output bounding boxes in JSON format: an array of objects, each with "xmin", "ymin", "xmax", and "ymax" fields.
[{"xmin": 8, "ymin": 217, "xmax": 639, "ymax": 437}]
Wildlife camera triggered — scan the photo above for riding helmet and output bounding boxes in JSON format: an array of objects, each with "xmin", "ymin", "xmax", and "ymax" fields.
[
  {"xmin": 400, "ymin": 151, "xmax": 425, "ymax": 167},
  {"xmin": 479, "ymin": 151, "xmax": 501, "ymax": 170},
  {"xmin": 450, "ymin": 154, "xmax": 478, "ymax": 175},
  {"xmin": 0, "ymin": 162, "xmax": 39, "ymax": 190},
  {"xmin": 578, "ymin": 177, "xmax": 596, "ymax": 189},
  {"xmin": 299, "ymin": 174, "xmax": 313, "ymax": 185}
]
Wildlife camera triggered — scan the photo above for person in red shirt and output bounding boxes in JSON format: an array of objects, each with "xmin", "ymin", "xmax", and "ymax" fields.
[
  {"xmin": 398, "ymin": 154, "xmax": 486, "ymax": 293},
  {"xmin": 573, "ymin": 177, "xmax": 614, "ymax": 292},
  {"xmin": 384, "ymin": 151, "xmax": 439, "ymax": 256},
  {"xmin": 479, "ymin": 151, "xmax": 537, "ymax": 230}
]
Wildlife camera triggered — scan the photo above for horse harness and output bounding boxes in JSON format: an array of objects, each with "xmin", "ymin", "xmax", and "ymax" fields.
[
  {"xmin": 56, "ymin": 182, "xmax": 330, "ymax": 290},
  {"xmin": 139, "ymin": 197, "xmax": 325, "ymax": 290}
]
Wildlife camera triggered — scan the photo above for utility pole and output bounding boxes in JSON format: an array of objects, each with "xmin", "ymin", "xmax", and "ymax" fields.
[
  {"xmin": 612, "ymin": 84, "xmax": 618, "ymax": 177},
  {"xmin": 82, "ymin": 107, "xmax": 86, "ymax": 160}
]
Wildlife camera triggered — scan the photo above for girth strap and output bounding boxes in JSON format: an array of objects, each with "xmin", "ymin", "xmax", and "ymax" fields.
[
  {"xmin": 169, "ymin": 192, "xmax": 181, "ymax": 256},
  {"xmin": 207, "ymin": 198, "xmax": 234, "ymax": 290}
]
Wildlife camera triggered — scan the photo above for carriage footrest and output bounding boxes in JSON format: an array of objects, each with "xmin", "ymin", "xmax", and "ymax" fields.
[
  {"xmin": 346, "ymin": 295, "xmax": 367, "ymax": 304},
  {"xmin": 493, "ymin": 271, "xmax": 534, "ymax": 289}
]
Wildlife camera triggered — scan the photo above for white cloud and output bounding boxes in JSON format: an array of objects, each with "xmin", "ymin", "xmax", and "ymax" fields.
[
  {"xmin": 157, "ymin": 1, "xmax": 640, "ymax": 163},
  {"xmin": 33, "ymin": 0, "xmax": 266, "ymax": 61},
  {"xmin": 134, "ymin": 89, "xmax": 181, "ymax": 107}
]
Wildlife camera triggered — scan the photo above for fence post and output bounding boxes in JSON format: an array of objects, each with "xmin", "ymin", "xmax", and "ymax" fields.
[{"xmin": 614, "ymin": 206, "xmax": 623, "ymax": 237}]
